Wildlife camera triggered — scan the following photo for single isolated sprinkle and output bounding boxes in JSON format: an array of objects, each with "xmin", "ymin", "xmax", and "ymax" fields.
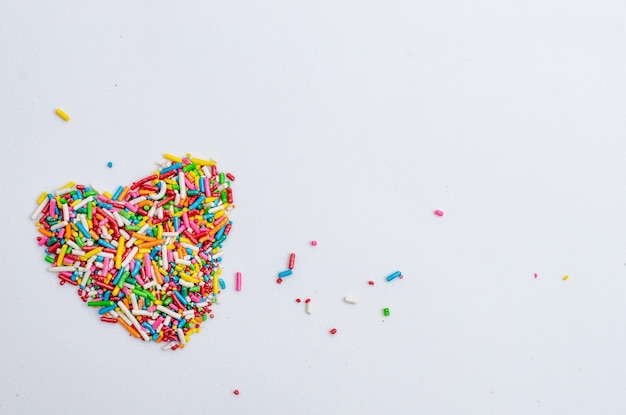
[
  {"xmin": 107, "ymin": 162, "xmax": 113, "ymax": 168},
  {"xmin": 310, "ymin": 240, "xmax": 317, "ymax": 246},
  {"xmin": 233, "ymin": 390, "xmax": 240, "ymax": 396},
  {"xmin": 329, "ymin": 328, "xmax": 337, "ymax": 335},
  {"xmin": 288, "ymin": 253, "xmax": 296, "ymax": 269},
  {"xmin": 31, "ymin": 153, "xmax": 236, "ymax": 350},
  {"xmin": 386, "ymin": 271, "xmax": 402, "ymax": 282},
  {"xmin": 55, "ymin": 108, "xmax": 70, "ymax": 121},
  {"xmin": 383, "ymin": 308, "xmax": 390, "ymax": 316},
  {"xmin": 434, "ymin": 209, "xmax": 444, "ymax": 216},
  {"xmin": 368, "ymin": 280, "xmax": 375, "ymax": 285},
  {"xmin": 295, "ymin": 298, "xmax": 301, "ymax": 303},
  {"xmin": 344, "ymin": 297, "xmax": 357, "ymax": 304},
  {"xmin": 534, "ymin": 273, "xmax": 538, "ymax": 279},
  {"xmin": 563, "ymin": 275, "xmax": 569, "ymax": 281}
]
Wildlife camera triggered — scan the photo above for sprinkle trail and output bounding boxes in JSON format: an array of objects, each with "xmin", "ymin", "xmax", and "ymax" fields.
[{"xmin": 32, "ymin": 154, "xmax": 235, "ymax": 350}]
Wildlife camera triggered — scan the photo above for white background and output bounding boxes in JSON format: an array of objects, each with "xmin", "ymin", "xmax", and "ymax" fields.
[{"xmin": 1, "ymin": 1, "xmax": 626, "ymax": 414}]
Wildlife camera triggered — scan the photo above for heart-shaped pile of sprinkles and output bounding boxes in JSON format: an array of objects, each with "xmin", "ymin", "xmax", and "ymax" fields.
[{"xmin": 31, "ymin": 154, "xmax": 235, "ymax": 350}]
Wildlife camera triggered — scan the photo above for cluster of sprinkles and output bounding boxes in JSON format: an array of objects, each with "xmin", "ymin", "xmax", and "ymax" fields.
[
  {"xmin": 276, "ymin": 252, "xmax": 296, "ymax": 284},
  {"xmin": 31, "ymin": 153, "xmax": 235, "ymax": 350}
]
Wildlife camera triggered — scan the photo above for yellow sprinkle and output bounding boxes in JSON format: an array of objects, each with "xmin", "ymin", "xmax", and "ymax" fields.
[
  {"xmin": 115, "ymin": 237, "xmax": 125, "ymax": 269},
  {"xmin": 213, "ymin": 274, "xmax": 219, "ymax": 294},
  {"xmin": 82, "ymin": 247, "xmax": 103, "ymax": 260},
  {"xmin": 36, "ymin": 192, "xmax": 48, "ymax": 205},
  {"xmin": 190, "ymin": 157, "xmax": 216, "ymax": 166},
  {"xmin": 60, "ymin": 181, "xmax": 75, "ymax": 190},
  {"xmin": 56, "ymin": 244, "xmax": 68, "ymax": 266},
  {"xmin": 55, "ymin": 108, "xmax": 70, "ymax": 121},
  {"xmin": 103, "ymin": 191, "xmax": 113, "ymax": 199},
  {"xmin": 563, "ymin": 275, "xmax": 569, "ymax": 281},
  {"xmin": 164, "ymin": 153, "xmax": 182, "ymax": 163}
]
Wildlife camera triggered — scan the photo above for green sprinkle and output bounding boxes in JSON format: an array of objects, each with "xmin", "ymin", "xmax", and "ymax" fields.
[
  {"xmin": 45, "ymin": 255, "xmax": 55, "ymax": 264},
  {"xmin": 163, "ymin": 297, "xmax": 173, "ymax": 306},
  {"xmin": 87, "ymin": 202, "xmax": 93, "ymax": 220},
  {"xmin": 87, "ymin": 300, "xmax": 115, "ymax": 307},
  {"xmin": 183, "ymin": 163, "xmax": 197, "ymax": 172},
  {"xmin": 383, "ymin": 308, "xmax": 390, "ymax": 317}
]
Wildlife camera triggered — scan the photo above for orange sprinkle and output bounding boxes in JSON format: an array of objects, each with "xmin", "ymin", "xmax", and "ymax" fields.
[
  {"xmin": 137, "ymin": 239, "xmax": 165, "ymax": 249},
  {"xmin": 39, "ymin": 227, "xmax": 54, "ymax": 238},
  {"xmin": 118, "ymin": 318, "xmax": 141, "ymax": 338}
]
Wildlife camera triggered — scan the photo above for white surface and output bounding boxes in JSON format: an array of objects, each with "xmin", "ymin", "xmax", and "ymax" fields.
[{"xmin": 2, "ymin": 1, "xmax": 626, "ymax": 414}]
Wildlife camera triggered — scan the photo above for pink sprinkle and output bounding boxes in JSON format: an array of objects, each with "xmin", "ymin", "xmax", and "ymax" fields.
[
  {"xmin": 311, "ymin": 240, "xmax": 317, "ymax": 246},
  {"xmin": 434, "ymin": 210, "xmax": 444, "ymax": 216},
  {"xmin": 236, "ymin": 272, "xmax": 242, "ymax": 291},
  {"xmin": 534, "ymin": 273, "xmax": 538, "ymax": 279}
]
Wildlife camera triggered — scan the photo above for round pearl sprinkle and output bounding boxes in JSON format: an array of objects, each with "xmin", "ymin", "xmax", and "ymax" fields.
[
  {"xmin": 107, "ymin": 161, "xmax": 113, "ymax": 168},
  {"xmin": 310, "ymin": 240, "xmax": 317, "ymax": 246}
]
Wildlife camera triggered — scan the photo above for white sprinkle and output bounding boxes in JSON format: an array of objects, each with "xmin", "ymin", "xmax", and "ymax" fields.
[
  {"xmin": 48, "ymin": 266, "xmax": 76, "ymax": 272},
  {"xmin": 49, "ymin": 221, "xmax": 68, "ymax": 231},
  {"xmin": 157, "ymin": 305, "xmax": 182, "ymax": 320},
  {"xmin": 344, "ymin": 297, "xmax": 358, "ymax": 304},
  {"xmin": 72, "ymin": 196, "xmax": 93, "ymax": 210},
  {"xmin": 31, "ymin": 198, "xmax": 48, "ymax": 220}
]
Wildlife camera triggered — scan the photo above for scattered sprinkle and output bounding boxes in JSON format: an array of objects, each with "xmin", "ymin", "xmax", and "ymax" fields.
[
  {"xmin": 55, "ymin": 108, "xmax": 70, "ymax": 122},
  {"xmin": 276, "ymin": 278, "xmax": 283, "ymax": 284},
  {"xmin": 368, "ymin": 280, "xmax": 375, "ymax": 285},
  {"xmin": 534, "ymin": 273, "xmax": 537, "ymax": 279},
  {"xmin": 434, "ymin": 209, "xmax": 444, "ymax": 216},
  {"xmin": 329, "ymin": 328, "xmax": 337, "ymax": 335},
  {"xmin": 344, "ymin": 296, "xmax": 357, "ymax": 304},
  {"xmin": 295, "ymin": 298, "xmax": 301, "ymax": 303},
  {"xmin": 383, "ymin": 308, "xmax": 390, "ymax": 316},
  {"xmin": 235, "ymin": 272, "xmax": 242, "ymax": 291},
  {"xmin": 107, "ymin": 162, "xmax": 113, "ymax": 168},
  {"xmin": 233, "ymin": 390, "xmax": 240, "ymax": 395},
  {"xmin": 288, "ymin": 253, "xmax": 296, "ymax": 270},
  {"xmin": 311, "ymin": 240, "xmax": 317, "ymax": 246},
  {"xmin": 563, "ymin": 275, "xmax": 569, "ymax": 281},
  {"xmin": 278, "ymin": 269, "xmax": 293, "ymax": 278},
  {"xmin": 386, "ymin": 271, "xmax": 402, "ymax": 282},
  {"xmin": 306, "ymin": 299, "xmax": 312, "ymax": 314}
]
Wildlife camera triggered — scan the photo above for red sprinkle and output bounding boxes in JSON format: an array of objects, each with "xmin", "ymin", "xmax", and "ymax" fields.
[
  {"xmin": 329, "ymin": 328, "xmax": 337, "ymax": 335},
  {"xmin": 295, "ymin": 298, "xmax": 301, "ymax": 303},
  {"xmin": 305, "ymin": 298, "xmax": 311, "ymax": 303},
  {"xmin": 276, "ymin": 278, "xmax": 283, "ymax": 284},
  {"xmin": 368, "ymin": 280, "xmax": 375, "ymax": 285},
  {"xmin": 233, "ymin": 389, "xmax": 240, "ymax": 395},
  {"xmin": 288, "ymin": 253, "xmax": 295, "ymax": 269}
]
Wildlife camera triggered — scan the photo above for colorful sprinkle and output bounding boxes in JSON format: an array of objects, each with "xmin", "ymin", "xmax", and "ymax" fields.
[
  {"xmin": 235, "ymin": 272, "xmax": 242, "ymax": 291},
  {"xmin": 107, "ymin": 162, "xmax": 113, "ymax": 168},
  {"xmin": 344, "ymin": 297, "xmax": 357, "ymax": 304},
  {"xmin": 368, "ymin": 280, "xmax": 375, "ymax": 285},
  {"xmin": 383, "ymin": 308, "xmax": 390, "ymax": 316},
  {"xmin": 32, "ymin": 154, "xmax": 235, "ymax": 350},
  {"xmin": 329, "ymin": 328, "xmax": 337, "ymax": 335},
  {"xmin": 55, "ymin": 108, "xmax": 70, "ymax": 121},
  {"xmin": 233, "ymin": 390, "xmax": 240, "ymax": 395},
  {"xmin": 563, "ymin": 275, "xmax": 569, "ymax": 280},
  {"xmin": 310, "ymin": 240, "xmax": 317, "ymax": 246},
  {"xmin": 288, "ymin": 253, "xmax": 296, "ymax": 269},
  {"xmin": 434, "ymin": 209, "xmax": 444, "ymax": 216},
  {"xmin": 386, "ymin": 271, "xmax": 402, "ymax": 281}
]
